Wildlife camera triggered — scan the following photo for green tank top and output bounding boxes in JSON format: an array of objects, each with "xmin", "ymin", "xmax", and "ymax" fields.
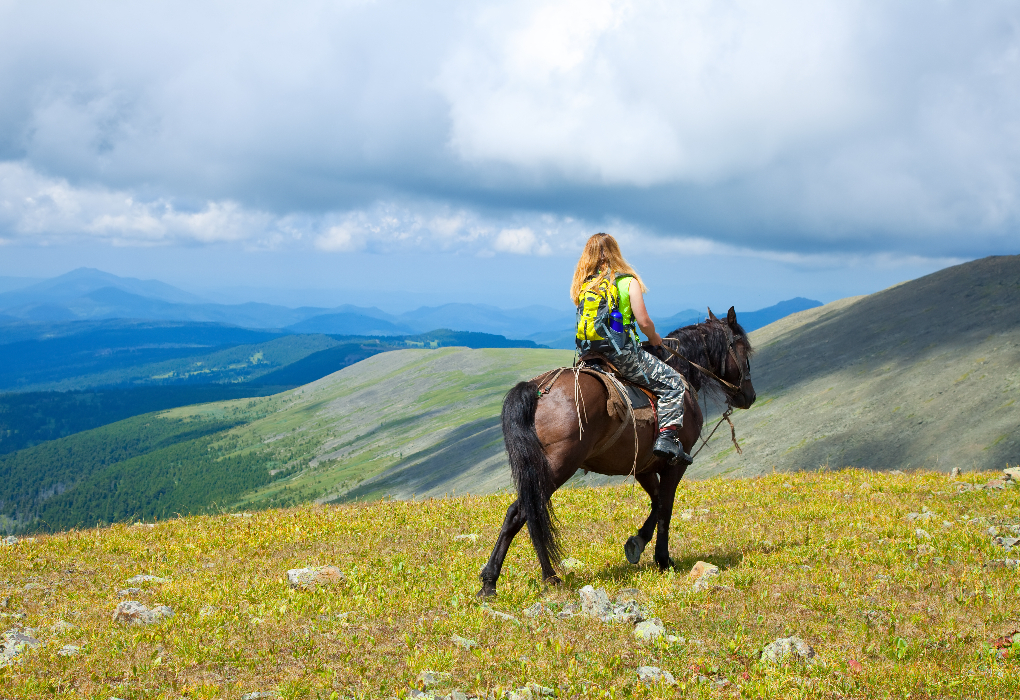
[{"xmin": 615, "ymin": 275, "xmax": 634, "ymax": 326}]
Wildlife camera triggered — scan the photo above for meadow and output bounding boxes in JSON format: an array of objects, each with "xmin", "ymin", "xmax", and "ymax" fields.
[{"xmin": 2, "ymin": 468, "xmax": 1018, "ymax": 699}]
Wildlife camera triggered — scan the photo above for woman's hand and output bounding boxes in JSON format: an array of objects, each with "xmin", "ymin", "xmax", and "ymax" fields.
[{"xmin": 646, "ymin": 332, "xmax": 663, "ymax": 346}]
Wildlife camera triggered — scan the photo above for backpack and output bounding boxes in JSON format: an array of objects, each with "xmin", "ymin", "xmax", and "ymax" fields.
[{"xmin": 575, "ymin": 273, "xmax": 635, "ymax": 354}]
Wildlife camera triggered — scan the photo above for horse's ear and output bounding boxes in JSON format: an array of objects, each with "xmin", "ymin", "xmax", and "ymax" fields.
[
  {"xmin": 707, "ymin": 307, "xmax": 718, "ymax": 321},
  {"xmin": 727, "ymin": 306, "xmax": 737, "ymax": 326}
]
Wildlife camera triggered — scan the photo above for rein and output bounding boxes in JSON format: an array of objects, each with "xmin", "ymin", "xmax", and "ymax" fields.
[{"xmin": 655, "ymin": 337, "xmax": 742, "ymax": 392}]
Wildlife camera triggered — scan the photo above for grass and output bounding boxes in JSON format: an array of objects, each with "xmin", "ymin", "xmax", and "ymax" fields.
[{"xmin": 2, "ymin": 468, "xmax": 1019, "ymax": 698}]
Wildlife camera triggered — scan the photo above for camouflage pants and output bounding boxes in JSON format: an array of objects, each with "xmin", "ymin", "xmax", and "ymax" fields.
[{"xmin": 612, "ymin": 346, "xmax": 685, "ymax": 431}]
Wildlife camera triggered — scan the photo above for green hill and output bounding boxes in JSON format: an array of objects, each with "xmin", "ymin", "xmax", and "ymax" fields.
[
  {"xmin": 693, "ymin": 255, "xmax": 1020, "ymax": 478},
  {"xmin": 1, "ymin": 347, "xmax": 571, "ymax": 533}
]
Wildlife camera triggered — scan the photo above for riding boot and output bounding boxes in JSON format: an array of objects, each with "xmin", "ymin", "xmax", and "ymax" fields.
[{"xmin": 653, "ymin": 427, "xmax": 693, "ymax": 466}]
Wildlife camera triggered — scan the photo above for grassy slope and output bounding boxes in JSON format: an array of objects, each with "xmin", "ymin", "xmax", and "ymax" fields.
[
  {"xmin": 692, "ymin": 255, "xmax": 1020, "ymax": 478},
  {"xmin": 2, "ymin": 470, "xmax": 1018, "ymax": 698}
]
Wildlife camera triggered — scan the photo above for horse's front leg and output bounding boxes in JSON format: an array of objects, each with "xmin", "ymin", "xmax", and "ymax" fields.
[
  {"xmin": 653, "ymin": 463, "xmax": 687, "ymax": 570},
  {"xmin": 625, "ymin": 470, "xmax": 659, "ymax": 564},
  {"xmin": 477, "ymin": 500, "xmax": 526, "ymax": 598}
]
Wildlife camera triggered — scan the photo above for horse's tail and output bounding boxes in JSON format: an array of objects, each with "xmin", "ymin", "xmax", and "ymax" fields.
[{"xmin": 502, "ymin": 380, "xmax": 562, "ymax": 576}]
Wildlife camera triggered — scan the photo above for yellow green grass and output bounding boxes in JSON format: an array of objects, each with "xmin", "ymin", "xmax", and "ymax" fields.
[{"xmin": 2, "ymin": 469, "xmax": 1019, "ymax": 698}]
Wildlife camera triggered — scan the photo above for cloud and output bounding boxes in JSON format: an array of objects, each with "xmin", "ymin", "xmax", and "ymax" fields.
[{"xmin": 0, "ymin": 0, "xmax": 1016, "ymax": 261}]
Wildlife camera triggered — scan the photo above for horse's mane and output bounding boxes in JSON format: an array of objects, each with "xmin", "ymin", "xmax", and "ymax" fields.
[{"xmin": 656, "ymin": 319, "xmax": 754, "ymax": 400}]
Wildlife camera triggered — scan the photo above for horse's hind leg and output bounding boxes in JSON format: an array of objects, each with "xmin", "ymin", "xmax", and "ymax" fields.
[
  {"xmin": 478, "ymin": 500, "xmax": 526, "ymax": 598},
  {"xmin": 625, "ymin": 471, "xmax": 659, "ymax": 565}
]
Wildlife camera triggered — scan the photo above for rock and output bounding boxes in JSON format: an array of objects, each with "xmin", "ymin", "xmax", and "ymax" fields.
[
  {"xmin": 615, "ymin": 588, "xmax": 641, "ymax": 603},
  {"xmin": 57, "ymin": 644, "xmax": 80, "ymax": 656},
  {"xmin": 889, "ymin": 470, "xmax": 905, "ymax": 475},
  {"xmin": 905, "ymin": 511, "xmax": 935, "ymax": 522},
  {"xmin": 987, "ymin": 479, "xmax": 1007, "ymax": 490},
  {"xmin": 451, "ymin": 691, "xmax": 469, "ymax": 700},
  {"xmin": 950, "ymin": 467, "xmax": 962, "ymax": 479},
  {"xmin": 407, "ymin": 691, "xmax": 433, "ymax": 700},
  {"xmin": 916, "ymin": 544, "xmax": 935, "ymax": 556},
  {"xmin": 286, "ymin": 565, "xmax": 345, "ymax": 591},
  {"xmin": 199, "ymin": 605, "xmax": 218, "ymax": 617},
  {"xmin": 240, "ymin": 693, "xmax": 280, "ymax": 700},
  {"xmin": 915, "ymin": 528, "xmax": 932, "ymax": 540},
  {"xmin": 579, "ymin": 586, "xmax": 613, "ymax": 618},
  {"xmin": 987, "ymin": 558, "xmax": 1019, "ymax": 570},
  {"xmin": 1005, "ymin": 467, "xmax": 1020, "ymax": 482},
  {"xmin": 689, "ymin": 561, "xmax": 720, "ymax": 580},
  {"xmin": 230, "ymin": 512, "xmax": 254, "ymax": 518},
  {"xmin": 1, "ymin": 536, "xmax": 17, "ymax": 546},
  {"xmin": 50, "ymin": 619, "xmax": 75, "ymax": 633},
  {"xmin": 994, "ymin": 536, "xmax": 1020, "ymax": 552},
  {"xmin": 607, "ymin": 600, "xmax": 646, "ymax": 624},
  {"xmin": 453, "ymin": 533, "xmax": 478, "ymax": 542},
  {"xmin": 633, "ymin": 618, "xmax": 666, "ymax": 643},
  {"xmin": 557, "ymin": 602, "xmax": 580, "ymax": 619},
  {"xmin": 117, "ymin": 587, "xmax": 143, "ymax": 597},
  {"xmin": 451, "ymin": 634, "xmax": 479, "ymax": 650},
  {"xmin": 522, "ymin": 602, "xmax": 547, "ymax": 618},
  {"xmin": 418, "ymin": 669, "xmax": 450, "ymax": 687},
  {"xmin": 482, "ymin": 606, "xmax": 519, "ymax": 624},
  {"xmin": 112, "ymin": 601, "xmax": 173, "ymax": 625},
  {"xmin": 1, "ymin": 629, "xmax": 41, "ymax": 666},
  {"xmin": 560, "ymin": 557, "xmax": 583, "ymax": 570},
  {"xmin": 636, "ymin": 665, "xmax": 675, "ymax": 684},
  {"xmin": 126, "ymin": 574, "xmax": 169, "ymax": 584},
  {"xmin": 760, "ymin": 636, "xmax": 817, "ymax": 664}
]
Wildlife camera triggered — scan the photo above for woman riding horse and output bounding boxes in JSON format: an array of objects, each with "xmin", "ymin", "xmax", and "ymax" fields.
[{"xmin": 478, "ymin": 236, "xmax": 756, "ymax": 598}]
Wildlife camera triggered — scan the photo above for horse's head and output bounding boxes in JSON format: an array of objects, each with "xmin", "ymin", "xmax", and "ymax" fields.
[{"xmin": 708, "ymin": 306, "xmax": 756, "ymax": 409}]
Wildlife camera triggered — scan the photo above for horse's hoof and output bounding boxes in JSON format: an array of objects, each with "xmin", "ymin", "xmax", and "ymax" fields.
[
  {"xmin": 477, "ymin": 585, "xmax": 496, "ymax": 599},
  {"xmin": 543, "ymin": 574, "xmax": 562, "ymax": 587},
  {"xmin": 624, "ymin": 535, "xmax": 647, "ymax": 565}
]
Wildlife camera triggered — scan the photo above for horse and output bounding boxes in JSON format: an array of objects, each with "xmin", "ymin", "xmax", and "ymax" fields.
[{"xmin": 478, "ymin": 306, "xmax": 756, "ymax": 598}]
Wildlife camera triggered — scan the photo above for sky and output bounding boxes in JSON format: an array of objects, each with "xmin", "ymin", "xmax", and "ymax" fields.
[{"xmin": 0, "ymin": 0, "xmax": 1017, "ymax": 315}]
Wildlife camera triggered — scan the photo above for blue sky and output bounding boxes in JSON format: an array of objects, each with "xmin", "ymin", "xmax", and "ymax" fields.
[{"xmin": 1, "ymin": 0, "xmax": 1017, "ymax": 315}]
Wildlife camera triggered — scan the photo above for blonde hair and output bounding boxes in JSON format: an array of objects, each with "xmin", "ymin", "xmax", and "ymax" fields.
[{"xmin": 570, "ymin": 233, "xmax": 647, "ymax": 302}]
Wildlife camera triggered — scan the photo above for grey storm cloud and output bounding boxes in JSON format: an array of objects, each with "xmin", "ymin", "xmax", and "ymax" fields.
[{"xmin": 0, "ymin": 0, "xmax": 1017, "ymax": 259}]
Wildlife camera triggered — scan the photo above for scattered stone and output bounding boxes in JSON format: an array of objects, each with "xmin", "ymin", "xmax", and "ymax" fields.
[
  {"xmin": 615, "ymin": 588, "xmax": 641, "ymax": 603},
  {"xmin": 1005, "ymin": 467, "xmax": 1020, "ymax": 482},
  {"xmin": 607, "ymin": 599, "xmax": 646, "ymax": 624},
  {"xmin": 915, "ymin": 528, "xmax": 932, "ymax": 540},
  {"xmin": 230, "ymin": 512, "xmax": 254, "ymax": 518},
  {"xmin": 760, "ymin": 636, "xmax": 817, "ymax": 665},
  {"xmin": 679, "ymin": 509, "xmax": 694, "ymax": 520},
  {"xmin": 451, "ymin": 634, "xmax": 479, "ymax": 650},
  {"xmin": 240, "ymin": 692, "xmax": 280, "ymax": 700},
  {"xmin": 199, "ymin": 605, "xmax": 218, "ymax": 617},
  {"xmin": 482, "ymin": 606, "xmax": 519, "ymax": 624},
  {"xmin": 126, "ymin": 574, "xmax": 169, "ymax": 584},
  {"xmin": 286, "ymin": 565, "xmax": 345, "ymax": 591},
  {"xmin": 556, "ymin": 602, "xmax": 580, "ymax": 619},
  {"xmin": 889, "ymin": 470, "xmax": 905, "ymax": 475},
  {"xmin": 579, "ymin": 586, "xmax": 613, "ymax": 618},
  {"xmin": 1, "ymin": 536, "xmax": 17, "ymax": 546},
  {"xmin": 987, "ymin": 479, "xmax": 1007, "ymax": 490},
  {"xmin": 1, "ymin": 629, "xmax": 41, "ymax": 666},
  {"xmin": 522, "ymin": 602, "xmax": 548, "ymax": 618},
  {"xmin": 451, "ymin": 691, "xmax": 469, "ymax": 700},
  {"xmin": 633, "ymin": 618, "xmax": 666, "ymax": 643},
  {"xmin": 112, "ymin": 601, "xmax": 174, "ymax": 626},
  {"xmin": 859, "ymin": 481, "xmax": 871, "ymax": 491},
  {"xmin": 418, "ymin": 669, "xmax": 450, "ymax": 687},
  {"xmin": 689, "ymin": 561, "xmax": 720, "ymax": 580},
  {"xmin": 636, "ymin": 665, "xmax": 675, "ymax": 684},
  {"xmin": 50, "ymin": 619, "xmax": 75, "ymax": 633},
  {"xmin": 916, "ymin": 544, "xmax": 935, "ymax": 556},
  {"xmin": 407, "ymin": 691, "xmax": 432, "ymax": 700},
  {"xmin": 117, "ymin": 587, "xmax": 143, "ymax": 597},
  {"xmin": 986, "ymin": 559, "xmax": 1019, "ymax": 570},
  {"xmin": 994, "ymin": 536, "xmax": 1020, "ymax": 552},
  {"xmin": 905, "ymin": 511, "xmax": 935, "ymax": 522},
  {"xmin": 950, "ymin": 467, "xmax": 962, "ymax": 479},
  {"xmin": 560, "ymin": 557, "xmax": 583, "ymax": 570},
  {"xmin": 56, "ymin": 644, "xmax": 80, "ymax": 656},
  {"xmin": 132, "ymin": 522, "xmax": 155, "ymax": 528},
  {"xmin": 453, "ymin": 533, "xmax": 478, "ymax": 543}
]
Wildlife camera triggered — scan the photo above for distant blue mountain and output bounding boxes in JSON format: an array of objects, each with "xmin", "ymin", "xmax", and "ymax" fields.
[
  {"xmin": 734, "ymin": 297, "xmax": 822, "ymax": 331},
  {"xmin": 285, "ymin": 312, "xmax": 414, "ymax": 336}
]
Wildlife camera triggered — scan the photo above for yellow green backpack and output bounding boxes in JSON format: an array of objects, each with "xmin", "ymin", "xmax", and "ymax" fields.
[{"xmin": 575, "ymin": 272, "xmax": 636, "ymax": 354}]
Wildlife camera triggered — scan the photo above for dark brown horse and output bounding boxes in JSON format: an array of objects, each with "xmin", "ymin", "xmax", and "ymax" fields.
[{"xmin": 478, "ymin": 307, "xmax": 756, "ymax": 598}]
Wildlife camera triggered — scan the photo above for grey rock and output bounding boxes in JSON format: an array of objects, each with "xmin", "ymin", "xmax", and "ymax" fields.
[
  {"xmin": 419, "ymin": 669, "xmax": 449, "ymax": 686},
  {"xmin": 1, "ymin": 629, "xmax": 41, "ymax": 666},
  {"xmin": 1005, "ymin": 467, "xmax": 1020, "ymax": 481},
  {"xmin": 950, "ymin": 467, "xmax": 962, "ymax": 479},
  {"xmin": 615, "ymin": 588, "xmax": 641, "ymax": 603},
  {"xmin": 914, "ymin": 528, "xmax": 932, "ymax": 540},
  {"xmin": 240, "ymin": 693, "xmax": 280, "ymax": 700},
  {"xmin": 230, "ymin": 512, "xmax": 253, "ymax": 518},
  {"xmin": 117, "ymin": 587, "xmax": 143, "ymax": 597},
  {"xmin": 995, "ymin": 536, "xmax": 1020, "ymax": 551},
  {"xmin": 522, "ymin": 602, "xmax": 547, "ymax": 618},
  {"xmin": 408, "ymin": 691, "xmax": 434, "ymax": 700},
  {"xmin": 57, "ymin": 644, "xmax": 80, "ymax": 656},
  {"xmin": 199, "ymin": 605, "xmax": 218, "ymax": 617},
  {"xmin": 286, "ymin": 565, "xmax": 344, "ymax": 590},
  {"xmin": 1, "ymin": 536, "xmax": 16, "ymax": 546},
  {"xmin": 451, "ymin": 634, "xmax": 479, "ymax": 650},
  {"xmin": 50, "ymin": 619, "xmax": 75, "ymax": 633},
  {"xmin": 636, "ymin": 665, "xmax": 675, "ymax": 684},
  {"xmin": 633, "ymin": 618, "xmax": 666, "ymax": 643},
  {"xmin": 451, "ymin": 692, "xmax": 469, "ymax": 700},
  {"xmin": 760, "ymin": 636, "xmax": 817, "ymax": 664},
  {"xmin": 527, "ymin": 683, "xmax": 555, "ymax": 697},
  {"xmin": 126, "ymin": 574, "xmax": 169, "ymax": 584},
  {"xmin": 607, "ymin": 599, "xmax": 646, "ymax": 624},
  {"xmin": 556, "ymin": 602, "xmax": 579, "ymax": 619},
  {"xmin": 482, "ymin": 606, "xmax": 519, "ymax": 624},
  {"xmin": 889, "ymin": 469, "xmax": 905, "ymax": 475},
  {"xmin": 579, "ymin": 586, "xmax": 612, "ymax": 618},
  {"xmin": 112, "ymin": 601, "xmax": 173, "ymax": 625},
  {"xmin": 453, "ymin": 533, "xmax": 478, "ymax": 542}
]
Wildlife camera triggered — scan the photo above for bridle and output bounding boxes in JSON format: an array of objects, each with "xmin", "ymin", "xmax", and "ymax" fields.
[{"xmin": 657, "ymin": 323, "xmax": 750, "ymax": 401}]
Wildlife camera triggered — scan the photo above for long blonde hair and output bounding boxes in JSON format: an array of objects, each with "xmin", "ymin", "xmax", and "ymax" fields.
[{"xmin": 569, "ymin": 233, "xmax": 647, "ymax": 302}]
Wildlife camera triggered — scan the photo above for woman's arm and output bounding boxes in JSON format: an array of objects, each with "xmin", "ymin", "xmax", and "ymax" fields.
[{"xmin": 627, "ymin": 278, "xmax": 662, "ymax": 346}]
